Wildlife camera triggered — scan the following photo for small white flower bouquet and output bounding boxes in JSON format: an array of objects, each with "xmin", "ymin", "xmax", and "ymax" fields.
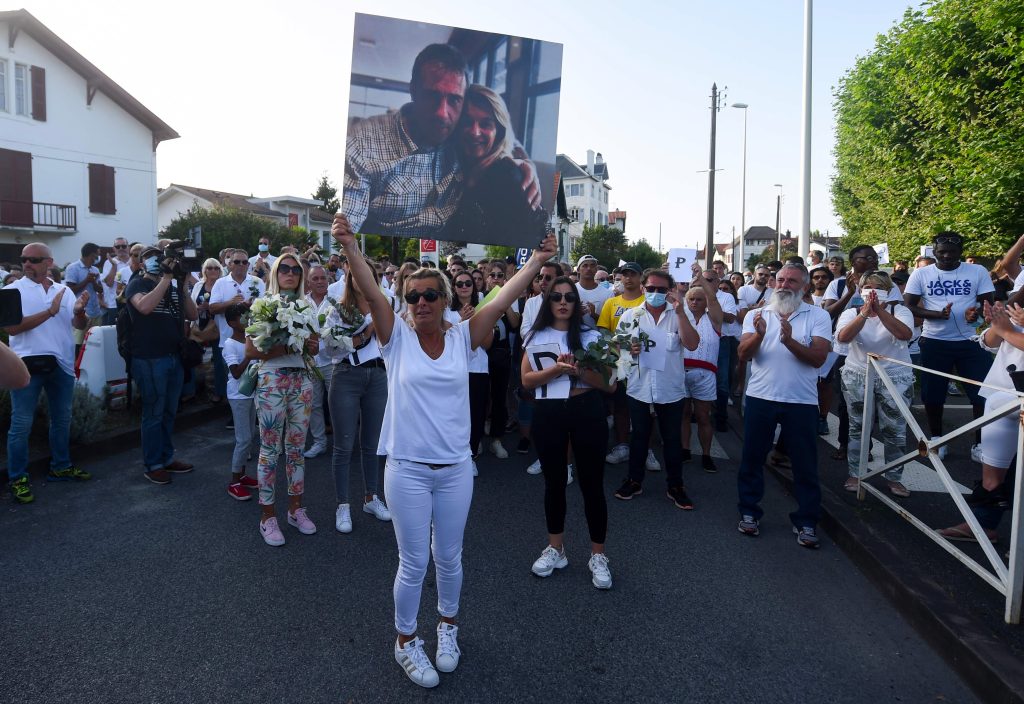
[{"xmin": 320, "ymin": 297, "xmax": 366, "ymax": 356}]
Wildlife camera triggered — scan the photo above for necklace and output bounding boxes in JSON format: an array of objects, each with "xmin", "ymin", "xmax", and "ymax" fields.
[{"xmin": 416, "ymin": 329, "xmax": 445, "ymax": 359}]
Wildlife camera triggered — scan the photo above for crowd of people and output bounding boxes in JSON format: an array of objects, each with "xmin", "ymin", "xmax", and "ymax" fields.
[{"xmin": 4, "ymin": 220, "xmax": 1024, "ymax": 689}]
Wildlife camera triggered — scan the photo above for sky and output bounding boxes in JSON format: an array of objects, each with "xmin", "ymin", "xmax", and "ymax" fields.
[{"xmin": 22, "ymin": 0, "xmax": 917, "ymax": 252}]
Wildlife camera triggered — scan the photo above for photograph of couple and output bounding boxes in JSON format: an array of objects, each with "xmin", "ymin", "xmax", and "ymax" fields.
[{"xmin": 344, "ymin": 13, "xmax": 563, "ymax": 249}]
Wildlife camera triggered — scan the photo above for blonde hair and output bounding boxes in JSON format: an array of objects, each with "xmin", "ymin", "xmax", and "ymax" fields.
[
  {"xmin": 858, "ymin": 270, "xmax": 894, "ymax": 292},
  {"xmin": 200, "ymin": 257, "xmax": 223, "ymax": 282},
  {"xmin": 405, "ymin": 267, "xmax": 453, "ymax": 307},
  {"xmin": 392, "ymin": 262, "xmax": 419, "ymax": 299},
  {"xmin": 463, "ymin": 84, "xmax": 515, "ymax": 174},
  {"xmin": 267, "ymin": 254, "xmax": 308, "ymax": 300}
]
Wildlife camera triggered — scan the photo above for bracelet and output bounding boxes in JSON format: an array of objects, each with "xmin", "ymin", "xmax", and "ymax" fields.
[{"xmin": 859, "ymin": 311, "xmax": 870, "ymax": 319}]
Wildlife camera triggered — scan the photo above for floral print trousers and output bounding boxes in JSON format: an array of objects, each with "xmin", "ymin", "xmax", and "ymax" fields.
[{"xmin": 256, "ymin": 369, "xmax": 313, "ymax": 506}]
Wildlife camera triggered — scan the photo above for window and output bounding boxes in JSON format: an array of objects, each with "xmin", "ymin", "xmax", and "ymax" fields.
[
  {"xmin": 0, "ymin": 59, "xmax": 7, "ymax": 112},
  {"xmin": 590, "ymin": 208, "xmax": 595, "ymax": 224},
  {"xmin": 491, "ymin": 39, "xmax": 508, "ymax": 94},
  {"xmin": 14, "ymin": 63, "xmax": 28, "ymax": 116},
  {"xmin": 88, "ymin": 163, "xmax": 116, "ymax": 214}
]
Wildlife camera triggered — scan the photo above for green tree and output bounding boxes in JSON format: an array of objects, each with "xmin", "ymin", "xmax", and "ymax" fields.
[
  {"xmin": 832, "ymin": 0, "xmax": 1024, "ymax": 260},
  {"xmin": 622, "ymin": 238, "xmax": 665, "ymax": 271},
  {"xmin": 570, "ymin": 225, "xmax": 628, "ymax": 269},
  {"xmin": 161, "ymin": 204, "xmax": 312, "ymax": 259},
  {"xmin": 485, "ymin": 245, "xmax": 515, "ymax": 260},
  {"xmin": 312, "ymin": 173, "xmax": 340, "ymax": 214}
]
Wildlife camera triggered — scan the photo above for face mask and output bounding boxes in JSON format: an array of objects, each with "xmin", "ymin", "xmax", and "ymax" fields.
[
  {"xmin": 144, "ymin": 256, "xmax": 162, "ymax": 275},
  {"xmin": 258, "ymin": 244, "xmax": 269, "ymax": 253},
  {"xmin": 645, "ymin": 292, "xmax": 667, "ymax": 308},
  {"xmin": 612, "ymin": 281, "xmax": 624, "ymax": 295}
]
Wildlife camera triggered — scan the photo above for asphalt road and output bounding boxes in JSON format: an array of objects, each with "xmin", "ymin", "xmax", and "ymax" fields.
[{"xmin": 0, "ymin": 413, "xmax": 979, "ymax": 703}]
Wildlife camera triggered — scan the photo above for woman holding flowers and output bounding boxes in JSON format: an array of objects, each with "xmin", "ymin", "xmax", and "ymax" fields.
[
  {"xmin": 521, "ymin": 276, "xmax": 618, "ymax": 591},
  {"xmin": 245, "ymin": 254, "xmax": 321, "ymax": 547},
  {"xmin": 332, "ymin": 213, "xmax": 556, "ymax": 689}
]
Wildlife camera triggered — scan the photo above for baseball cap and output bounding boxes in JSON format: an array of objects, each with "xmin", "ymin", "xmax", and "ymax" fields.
[
  {"xmin": 576, "ymin": 254, "xmax": 598, "ymax": 265},
  {"xmin": 620, "ymin": 262, "xmax": 643, "ymax": 275}
]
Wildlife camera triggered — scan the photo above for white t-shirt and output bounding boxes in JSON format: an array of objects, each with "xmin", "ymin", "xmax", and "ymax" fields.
[
  {"xmin": 327, "ymin": 278, "xmax": 346, "ymax": 300},
  {"xmin": 824, "ymin": 280, "xmax": 902, "ymax": 355},
  {"xmin": 222, "ymin": 337, "xmax": 254, "ymax": 400},
  {"xmin": 523, "ymin": 327, "xmax": 601, "ymax": 394},
  {"xmin": 742, "ymin": 302, "xmax": 833, "ymax": 405},
  {"xmin": 520, "ymin": 294, "xmax": 544, "ymax": 341},
  {"xmin": 717, "ymin": 290, "xmax": 741, "ymax": 338},
  {"xmin": 979, "ymin": 326, "xmax": 1024, "ymax": 400},
  {"xmin": 836, "ymin": 305, "xmax": 914, "ymax": 372},
  {"xmin": 737, "ymin": 284, "xmax": 771, "ymax": 313},
  {"xmin": 905, "ymin": 263, "xmax": 994, "ymax": 341},
  {"xmin": 248, "ymin": 253, "xmax": 276, "ymax": 274},
  {"xmin": 210, "ymin": 274, "xmax": 265, "ymax": 347},
  {"xmin": 101, "ymin": 258, "xmax": 132, "ymax": 308},
  {"xmin": 445, "ymin": 309, "xmax": 488, "ymax": 373},
  {"xmin": 576, "ymin": 282, "xmax": 613, "ymax": 329},
  {"xmin": 7, "ymin": 277, "xmax": 77, "ymax": 376},
  {"xmin": 377, "ymin": 319, "xmax": 473, "ymax": 464},
  {"xmin": 1013, "ymin": 269, "xmax": 1024, "ymax": 293}
]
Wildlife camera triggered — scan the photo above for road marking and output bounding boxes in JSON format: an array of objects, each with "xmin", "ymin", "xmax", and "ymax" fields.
[{"xmin": 820, "ymin": 413, "xmax": 968, "ymax": 494}]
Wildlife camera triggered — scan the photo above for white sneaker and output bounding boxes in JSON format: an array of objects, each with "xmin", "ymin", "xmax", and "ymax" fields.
[
  {"xmin": 645, "ymin": 449, "xmax": 661, "ymax": 471},
  {"xmin": 394, "ymin": 637, "xmax": 439, "ymax": 689},
  {"xmin": 567, "ymin": 464, "xmax": 574, "ymax": 486},
  {"xmin": 472, "ymin": 460, "xmax": 479, "ymax": 477},
  {"xmin": 435, "ymin": 622, "xmax": 461, "ymax": 673},
  {"xmin": 605, "ymin": 443, "xmax": 629, "ymax": 464},
  {"xmin": 531, "ymin": 545, "xmax": 568, "ymax": 577},
  {"xmin": 971, "ymin": 443, "xmax": 983, "ymax": 463},
  {"xmin": 489, "ymin": 438, "xmax": 509, "ymax": 459},
  {"xmin": 363, "ymin": 495, "xmax": 392, "ymax": 521},
  {"xmin": 303, "ymin": 442, "xmax": 326, "ymax": 458},
  {"xmin": 931, "ymin": 437, "xmax": 948, "ymax": 460},
  {"xmin": 948, "ymin": 382, "xmax": 962, "ymax": 396},
  {"xmin": 526, "ymin": 459, "xmax": 542, "ymax": 475},
  {"xmin": 335, "ymin": 503, "xmax": 352, "ymax": 534},
  {"xmin": 589, "ymin": 552, "xmax": 613, "ymax": 589}
]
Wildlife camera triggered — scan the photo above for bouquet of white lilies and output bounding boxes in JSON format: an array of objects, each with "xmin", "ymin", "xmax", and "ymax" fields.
[
  {"xmin": 244, "ymin": 295, "xmax": 325, "ymax": 378},
  {"xmin": 574, "ymin": 319, "xmax": 651, "ymax": 385},
  {"xmin": 319, "ymin": 297, "xmax": 367, "ymax": 356}
]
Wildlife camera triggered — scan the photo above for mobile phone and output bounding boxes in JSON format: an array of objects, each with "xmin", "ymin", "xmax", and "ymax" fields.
[{"xmin": 0, "ymin": 289, "xmax": 24, "ymax": 327}]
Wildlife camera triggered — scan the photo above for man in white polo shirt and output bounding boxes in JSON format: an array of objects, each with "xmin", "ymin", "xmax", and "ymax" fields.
[
  {"xmin": 736, "ymin": 263, "xmax": 832, "ymax": 548},
  {"xmin": 209, "ymin": 249, "xmax": 265, "ymax": 347},
  {"xmin": 100, "ymin": 236, "xmax": 133, "ymax": 325},
  {"xmin": 4, "ymin": 243, "xmax": 91, "ymax": 504}
]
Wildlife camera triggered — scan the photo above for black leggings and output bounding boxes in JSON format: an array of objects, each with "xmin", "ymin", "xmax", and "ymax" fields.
[
  {"xmin": 469, "ymin": 372, "xmax": 489, "ymax": 453},
  {"xmin": 532, "ymin": 391, "xmax": 608, "ymax": 543},
  {"xmin": 487, "ymin": 349, "xmax": 511, "ymax": 439}
]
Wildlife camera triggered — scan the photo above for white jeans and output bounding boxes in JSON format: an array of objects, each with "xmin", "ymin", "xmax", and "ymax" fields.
[{"xmin": 385, "ymin": 457, "xmax": 474, "ymax": 635}]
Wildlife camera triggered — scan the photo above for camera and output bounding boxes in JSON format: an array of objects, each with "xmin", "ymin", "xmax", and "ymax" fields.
[{"xmin": 162, "ymin": 227, "xmax": 203, "ymax": 278}]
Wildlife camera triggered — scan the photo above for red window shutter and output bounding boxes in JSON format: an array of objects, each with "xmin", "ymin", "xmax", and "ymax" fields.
[
  {"xmin": 0, "ymin": 148, "xmax": 34, "ymax": 226},
  {"xmin": 104, "ymin": 166, "xmax": 116, "ymax": 214},
  {"xmin": 30, "ymin": 66, "xmax": 46, "ymax": 122},
  {"xmin": 88, "ymin": 163, "xmax": 102, "ymax": 213}
]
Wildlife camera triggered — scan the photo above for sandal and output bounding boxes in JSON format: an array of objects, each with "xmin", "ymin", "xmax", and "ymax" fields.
[
  {"xmin": 886, "ymin": 480, "xmax": 911, "ymax": 498},
  {"xmin": 843, "ymin": 477, "xmax": 860, "ymax": 492},
  {"xmin": 937, "ymin": 524, "xmax": 998, "ymax": 544}
]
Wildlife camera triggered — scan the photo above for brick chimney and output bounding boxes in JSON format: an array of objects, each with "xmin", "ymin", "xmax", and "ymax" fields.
[{"xmin": 586, "ymin": 149, "xmax": 595, "ymax": 175}]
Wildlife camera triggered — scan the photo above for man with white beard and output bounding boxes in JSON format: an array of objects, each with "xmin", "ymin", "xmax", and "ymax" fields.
[{"xmin": 735, "ymin": 264, "xmax": 832, "ymax": 548}]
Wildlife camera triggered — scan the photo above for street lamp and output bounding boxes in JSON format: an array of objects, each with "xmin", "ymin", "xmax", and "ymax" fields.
[
  {"xmin": 774, "ymin": 183, "xmax": 784, "ymax": 258},
  {"xmin": 732, "ymin": 102, "xmax": 749, "ymax": 271}
]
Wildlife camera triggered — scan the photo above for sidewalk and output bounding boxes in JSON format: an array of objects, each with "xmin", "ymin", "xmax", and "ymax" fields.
[{"xmin": 724, "ymin": 401, "xmax": 1024, "ymax": 704}]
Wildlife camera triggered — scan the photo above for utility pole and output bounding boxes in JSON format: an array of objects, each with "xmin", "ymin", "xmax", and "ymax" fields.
[
  {"xmin": 705, "ymin": 83, "xmax": 724, "ymax": 270},
  {"xmin": 797, "ymin": 0, "xmax": 813, "ymax": 259},
  {"xmin": 658, "ymin": 222, "xmax": 662, "ymax": 255}
]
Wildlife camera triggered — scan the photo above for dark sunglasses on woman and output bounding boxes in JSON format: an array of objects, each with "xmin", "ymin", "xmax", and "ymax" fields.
[
  {"xmin": 405, "ymin": 289, "xmax": 441, "ymax": 304},
  {"xmin": 454, "ymin": 280, "xmax": 474, "ymax": 289},
  {"xmin": 278, "ymin": 264, "xmax": 303, "ymax": 275},
  {"xmin": 549, "ymin": 292, "xmax": 578, "ymax": 303}
]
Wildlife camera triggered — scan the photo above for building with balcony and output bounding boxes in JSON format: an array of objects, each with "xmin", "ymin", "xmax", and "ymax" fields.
[{"xmin": 0, "ymin": 10, "xmax": 178, "ymax": 267}]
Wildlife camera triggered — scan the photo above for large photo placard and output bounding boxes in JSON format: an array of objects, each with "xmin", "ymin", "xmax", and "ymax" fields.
[{"xmin": 344, "ymin": 13, "xmax": 563, "ymax": 250}]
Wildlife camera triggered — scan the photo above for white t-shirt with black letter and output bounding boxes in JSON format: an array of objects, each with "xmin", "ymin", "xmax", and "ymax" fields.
[{"xmin": 905, "ymin": 263, "xmax": 994, "ymax": 341}]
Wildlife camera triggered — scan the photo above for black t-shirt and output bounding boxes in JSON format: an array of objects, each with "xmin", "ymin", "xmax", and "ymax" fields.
[
  {"xmin": 440, "ymin": 158, "xmax": 548, "ymax": 244},
  {"xmin": 126, "ymin": 277, "xmax": 183, "ymax": 358}
]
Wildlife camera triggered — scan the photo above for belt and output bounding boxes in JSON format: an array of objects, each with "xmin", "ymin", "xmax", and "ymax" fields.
[
  {"xmin": 341, "ymin": 357, "xmax": 385, "ymax": 369},
  {"xmin": 426, "ymin": 463, "xmax": 454, "ymax": 470}
]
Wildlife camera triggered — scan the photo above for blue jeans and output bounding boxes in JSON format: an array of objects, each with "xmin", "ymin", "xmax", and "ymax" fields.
[
  {"xmin": 329, "ymin": 361, "xmax": 387, "ymax": 503},
  {"xmin": 627, "ymin": 396, "xmax": 684, "ymax": 486},
  {"xmin": 7, "ymin": 367, "xmax": 75, "ymax": 481},
  {"xmin": 737, "ymin": 395, "xmax": 821, "ymax": 528},
  {"xmin": 131, "ymin": 355, "xmax": 184, "ymax": 471},
  {"xmin": 715, "ymin": 336, "xmax": 737, "ymax": 423}
]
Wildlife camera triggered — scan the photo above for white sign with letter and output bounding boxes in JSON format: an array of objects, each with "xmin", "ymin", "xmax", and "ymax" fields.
[
  {"xmin": 639, "ymin": 327, "xmax": 668, "ymax": 372},
  {"xmin": 873, "ymin": 242, "xmax": 890, "ymax": 265},
  {"xmin": 668, "ymin": 248, "xmax": 697, "ymax": 283},
  {"xmin": 526, "ymin": 343, "xmax": 570, "ymax": 399}
]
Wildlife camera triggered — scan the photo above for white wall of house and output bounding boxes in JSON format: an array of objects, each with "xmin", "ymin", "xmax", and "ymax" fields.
[
  {"xmin": 0, "ymin": 21, "xmax": 160, "ymax": 266},
  {"xmin": 157, "ymin": 190, "xmax": 208, "ymax": 233}
]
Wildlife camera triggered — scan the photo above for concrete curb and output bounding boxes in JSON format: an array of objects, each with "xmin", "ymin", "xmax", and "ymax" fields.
[
  {"xmin": 3, "ymin": 401, "xmax": 229, "ymax": 482},
  {"xmin": 758, "ymin": 445, "xmax": 1024, "ymax": 704}
]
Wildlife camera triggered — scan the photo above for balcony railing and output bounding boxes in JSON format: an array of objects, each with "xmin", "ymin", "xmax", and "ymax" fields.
[{"xmin": 0, "ymin": 200, "xmax": 77, "ymax": 230}]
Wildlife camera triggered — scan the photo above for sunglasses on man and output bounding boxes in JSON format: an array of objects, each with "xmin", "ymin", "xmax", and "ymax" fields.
[
  {"xmin": 549, "ymin": 292, "xmax": 578, "ymax": 303},
  {"xmin": 644, "ymin": 285, "xmax": 669, "ymax": 294},
  {"xmin": 934, "ymin": 235, "xmax": 963, "ymax": 245},
  {"xmin": 405, "ymin": 289, "xmax": 441, "ymax": 304},
  {"xmin": 535, "ymin": 274, "xmax": 554, "ymax": 282},
  {"xmin": 21, "ymin": 256, "xmax": 49, "ymax": 264},
  {"xmin": 231, "ymin": 259, "xmax": 248, "ymax": 265},
  {"xmin": 113, "ymin": 244, "xmax": 128, "ymax": 250}
]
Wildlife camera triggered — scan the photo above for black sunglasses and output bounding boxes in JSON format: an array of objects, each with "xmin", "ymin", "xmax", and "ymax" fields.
[
  {"xmin": 454, "ymin": 280, "xmax": 474, "ymax": 288},
  {"xmin": 113, "ymin": 244, "xmax": 128, "ymax": 250},
  {"xmin": 405, "ymin": 289, "xmax": 441, "ymax": 304},
  {"xmin": 278, "ymin": 264, "xmax": 303, "ymax": 275},
  {"xmin": 535, "ymin": 274, "xmax": 554, "ymax": 282},
  {"xmin": 21, "ymin": 256, "xmax": 48, "ymax": 264},
  {"xmin": 489, "ymin": 272, "xmax": 506, "ymax": 279},
  {"xmin": 644, "ymin": 286, "xmax": 669, "ymax": 294},
  {"xmin": 549, "ymin": 292, "xmax": 578, "ymax": 303},
  {"xmin": 934, "ymin": 235, "xmax": 962, "ymax": 245},
  {"xmin": 231, "ymin": 259, "xmax": 248, "ymax": 265},
  {"xmin": 853, "ymin": 252, "xmax": 878, "ymax": 260}
]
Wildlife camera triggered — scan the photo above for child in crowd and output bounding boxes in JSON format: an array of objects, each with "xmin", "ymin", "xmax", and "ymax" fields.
[{"xmin": 222, "ymin": 303, "xmax": 259, "ymax": 500}]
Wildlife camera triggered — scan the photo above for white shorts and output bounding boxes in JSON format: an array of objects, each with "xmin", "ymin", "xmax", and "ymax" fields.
[{"xmin": 684, "ymin": 368, "xmax": 717, "ymax": 401}]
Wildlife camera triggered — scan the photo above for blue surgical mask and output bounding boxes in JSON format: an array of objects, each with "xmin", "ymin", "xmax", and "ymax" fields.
[
  {"xmin": 645, "ymin": 291, "xmax": 667, "ymax": 308},
  {"xmin": 144, "ymin": 256, "xmax": 162, "ymax": 275},
  {"xmin": 258, "ymin": 244, "xmax": 269, "ymax": 253}
]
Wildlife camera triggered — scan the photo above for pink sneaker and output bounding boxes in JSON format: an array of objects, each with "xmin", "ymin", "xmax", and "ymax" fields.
[
  {"xmin": 287, "ymin": 507, "xmax": 317, "ymax": 535},
  {"xmin": 259, "ymin": 517, "xmax": 285, "ymax": 546}
]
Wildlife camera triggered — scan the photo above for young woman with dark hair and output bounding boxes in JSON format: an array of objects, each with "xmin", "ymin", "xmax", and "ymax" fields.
[{"xmin": 521, "ymin": 276, "xmax": 617, "ymax": 590}]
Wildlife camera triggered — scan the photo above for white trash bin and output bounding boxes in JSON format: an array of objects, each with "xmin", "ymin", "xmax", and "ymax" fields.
[{"xmin": 76, "ymin": 325, "xmax": 128, "ymax": 401}]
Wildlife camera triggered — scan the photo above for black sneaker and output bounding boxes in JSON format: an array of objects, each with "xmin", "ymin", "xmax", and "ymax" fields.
[
  {"xmin": 613, "ymin": 479, "xmax": 643, "ymax": 500},
  {"xmin": 667, "ymin": 485, "xmax": 694, "ymax": 510},
  {"xmin": 794, "ymin": 526, "xmax": 821, "ymax": 549},
  {"xmin": 715, "ymin": 419, "xmax": 729, "ymax": 432},
  {"xmin": 681, "ymin": 448, "xmax": 692, "ymax": 463},
  {"xmin": 516, "ymin": 437, "xmax": 530, "ymax": 455},
  {"xmin": 738, "ymin": 515, "xmax": 760, "ymax": 536},
  {"xmin": 701, "ymin": 455, "xmax": 717, "ymax": 473},
  {"xmin": 816, "ymin": 416, "xmax": 829, "ymax": 435}
]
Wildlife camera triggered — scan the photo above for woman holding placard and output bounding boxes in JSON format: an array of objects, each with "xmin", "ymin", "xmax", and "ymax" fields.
[
  {"xmin": 521, "ymin": 277, "xmax": 618, "ymax": 590},
  {"xmin": 333, "ymin": 212, "xmax": 555, "ymax": 689}
]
